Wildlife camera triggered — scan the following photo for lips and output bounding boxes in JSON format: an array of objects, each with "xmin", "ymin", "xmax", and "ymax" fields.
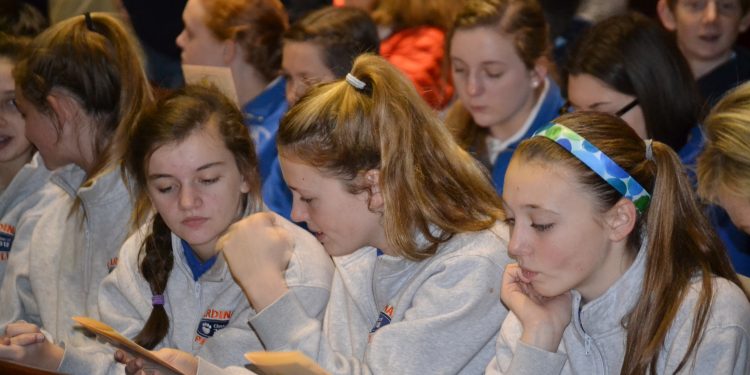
[
  {"xmin": 182, "ymin": 216, "xmax": 208, "ymax": 229},
  {"xmin": 520, "ymin": 267, "xmax": 538, "ymax": 282}
]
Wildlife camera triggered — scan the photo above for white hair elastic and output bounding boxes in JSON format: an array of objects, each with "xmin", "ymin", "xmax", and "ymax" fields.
[
  {"xmin": 644, "ymin": 139, "xmax": 654, "ymax": 161},
  {"xmin": 345, "ymin": 73, "xmax": 366, "ymax": 90}
]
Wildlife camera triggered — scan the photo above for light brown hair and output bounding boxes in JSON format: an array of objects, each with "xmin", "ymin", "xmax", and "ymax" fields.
[
  {"xmin": 13, "ymin": 12, "xmax": 152, "ymax": 194},
  {"xmin": 371, "ymin": 0, "xmax": 461, "ymax": 31},
  {"xmin": 202, "ymin": 0, "xmax": 288, "ymax": 81},
  {"xmin": 278, "ymin": 54, "xmax": 503, "ymax": 261},
  {"xmin": 513, "ymin": 111, "xmax": 746, "ymax": 375}
]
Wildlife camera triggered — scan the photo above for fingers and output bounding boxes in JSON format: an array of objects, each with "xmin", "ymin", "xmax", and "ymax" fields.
[
  {"xmin": 115, "ymin": 349, "xmax": 134, "ymax": 364},
  {"xmin": 8, "ymin": 332, "xmax": 45, "ymax": 346},
  {"xmin": 123, "ymin": 356, "xmax": 145, "ymax": 375},
  {"xmin": 5, "ymin": 322, "xmax": 42, "ymax": 337}
]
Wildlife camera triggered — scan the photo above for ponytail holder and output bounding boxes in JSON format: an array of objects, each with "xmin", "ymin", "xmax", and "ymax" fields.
[
  {"xmin": 151, "ymin": 295, "xmax": 165, "ymax": 306},
  {"xmin": 644, "ymin": 139, "xmax": 654, "ymax": 161},
  {"xmin": 84, "ymin": 12, "xmax": 96, "ymax": 32},
  {"xmin": 345, "ymin": 73, "xmax": 366, "ymax": 90}
]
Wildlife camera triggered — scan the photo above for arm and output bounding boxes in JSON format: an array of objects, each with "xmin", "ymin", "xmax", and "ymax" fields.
[
  {"xmin": 486, "ymin": 312, "xmax": 568, "ymax": 375},
  {"xmin": 251, "ymin": 254, "xmax": 508, "ymax": 375}
]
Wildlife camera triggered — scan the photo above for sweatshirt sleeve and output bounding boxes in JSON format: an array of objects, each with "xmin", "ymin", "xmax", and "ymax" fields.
[
  {"xmin": 662, "ymin": 279, "xmax": 750, "ymax": 375},
  {"xmin": 250, "ymin": 254, "xmax": 507, "ymax": 375},
  {"xmin": 486, "ymin": 312, "xmax": 567, "ymax": 375},
  {"xmin": 0, "ymin": 216, "xmax": 42, "ymax": 333},
  {"xmin": 57, "ymin": 232, "xmax": 151, "ymax": 375}
]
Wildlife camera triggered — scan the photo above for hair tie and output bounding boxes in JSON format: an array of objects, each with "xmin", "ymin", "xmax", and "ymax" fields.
[
  {"xmin": 644, "ymin": 139, "xmax": 654, "ymax": 161},
  {"xmin": 84, "ymin": 12, "xmax": 96, "ymax": 32},
  {"xmin": 152, "ymin": 295, "xmax": 165, "ymax": 306},
  {"xmin": 345, "ymin": 73, "xmax": 366, "ymax": 90}
]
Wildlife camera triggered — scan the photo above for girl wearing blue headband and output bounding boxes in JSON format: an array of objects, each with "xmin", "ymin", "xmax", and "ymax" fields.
[{"xmin": 488, "ymin": 112, "xmax": 750, "ymax": 374}]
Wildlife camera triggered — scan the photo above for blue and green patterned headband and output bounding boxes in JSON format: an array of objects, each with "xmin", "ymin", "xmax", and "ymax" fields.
[{"xmin": 533, "ymin": 123, "xmax": 651, "ymax": 214}]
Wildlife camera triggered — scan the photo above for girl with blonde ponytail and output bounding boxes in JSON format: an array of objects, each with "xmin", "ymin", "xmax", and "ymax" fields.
[
  {"xmin": 190, "ymin": 53, "xmax": 514, "ymax": 374},
  {"xmin": 490, "ymin": 111, "xmax": 750, "ymax": 375}
]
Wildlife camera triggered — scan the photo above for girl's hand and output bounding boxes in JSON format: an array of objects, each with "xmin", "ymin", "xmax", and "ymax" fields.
[
  {"xmin": 0, "ymin": 321, "xmax": 63, "ymax": 370},
  {"xmin": 116, "ymin": 348, "xmax": 198, "ymax": 375},
  {"xmin": 218, "ymin": 212, "xmax": 293, "ymax": 311},
  {"xmin": 500, "ymin": 263, "xmax": 572, "ymax": 352}
]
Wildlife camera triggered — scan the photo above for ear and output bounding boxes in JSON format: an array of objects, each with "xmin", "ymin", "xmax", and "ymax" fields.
[
  {"xmin": 222, "ymin": 39, "xmax": 238, "ymax": 66},
  {"xmin": 739, "ymin": 11, "xmax": 750, "ymax": 33},
  {"xmin": 240, "ymin": 174, "xmax": 251, "ymax": 194},
  {"xmin": 364, "ymin": 169, "xmax": 384, "ymax": 211},
  {"xmin": 45, "ymin": 92, "xmax": 79, "ymax": 133},
  {"xmin": 605, "ymin": 198, "xmax": 637, "ymax": 242},
  {"xmin": 657, "ymin": 0, "xmax": 677, "ymax": 31},
  {"xmin": 530, "ymin": 57, "xmax": 548, "ymax": 89}
]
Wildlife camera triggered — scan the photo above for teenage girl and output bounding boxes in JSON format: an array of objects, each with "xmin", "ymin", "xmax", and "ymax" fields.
[{"xmin": 489, "ymin": 112, "xmax": 750, "ymax": 374}]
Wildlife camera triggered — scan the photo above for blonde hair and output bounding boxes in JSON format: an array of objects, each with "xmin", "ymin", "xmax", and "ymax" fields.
[
  {"xmin": 278, "ymin": 54, "xmax": 503, "ymax": 261},
  {"xmin": 697, "ymin": 82, "xmax": 750, "ymax": 203}
]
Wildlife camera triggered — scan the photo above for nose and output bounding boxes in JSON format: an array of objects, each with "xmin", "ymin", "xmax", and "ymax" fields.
[
  {"xmin": 178, "ymin": 185, "xmax": 201, "ymax": 210},
  {"xmin": 702, "ymin": 1, "xmax": 718, "ymax": 23},
  {"xmin": 506, "ymin": 225, "xmax": 530, "ymax": 260},
  {"xmin": 465, "ymin": 73, "xmax": 483, "ymax": 97},
  {"xmin": 290, "ymin": 198, "xmax": 309, "ymax": 223},
  {"xmin": 176, "ymin": 29, "xmax": 186, "ymax": 50}
]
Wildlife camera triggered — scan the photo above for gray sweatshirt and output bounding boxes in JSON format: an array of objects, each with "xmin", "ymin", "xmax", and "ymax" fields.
[
  {"xmin": 486, "ymin": 246, "xmax": 750, "ymax": 374},
  {"xmin": 0, "ymin": 153, "xmax": 56, "ymax": 288},
  {"xmin": 0, "ymin": 165, "xmax": 133, "ymax": 346},
  {"xmin": 190, "ymin": 223, "xmax": 511, "ymax": 375},
  {"xmin": 57, "ymin": 213, "xmax": 334, "ymax": 375}
]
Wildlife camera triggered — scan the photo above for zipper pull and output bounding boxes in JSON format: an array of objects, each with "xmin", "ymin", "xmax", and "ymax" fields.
[{"xmin": 584, "ymin": 335, "xmax": 592, "ymax": 355}]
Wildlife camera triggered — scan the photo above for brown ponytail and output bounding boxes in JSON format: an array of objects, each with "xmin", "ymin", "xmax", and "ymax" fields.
[
  {"xmin": 132, "ymin": 214, "xmax": 174, "ymax": 349},
  {"xmin": 514, "ymin": 112, "xmax": 745, "ymax": 375}
]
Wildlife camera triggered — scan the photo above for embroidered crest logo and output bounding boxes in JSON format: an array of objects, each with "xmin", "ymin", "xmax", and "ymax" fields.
[
  {"xmin": 0, "ymin": 223, "xmax": 16, "ymax": 262},
  {"xmin": 369, "ymin": 304, "xmax": 395, "ymax": 338},
  {"xmin": 194, "ymin": 308, "xmax": 232, "ymax": 345}
]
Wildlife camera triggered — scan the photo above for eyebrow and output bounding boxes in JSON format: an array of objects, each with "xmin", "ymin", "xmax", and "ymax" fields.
[{"xmin": 148, "ymin": 161, "xmax": 225, "ymax": 180}]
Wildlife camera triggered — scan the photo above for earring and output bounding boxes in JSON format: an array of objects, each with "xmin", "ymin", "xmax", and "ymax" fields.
[{"xmin": 531, "ymin": 78, "xmax": 540, "ymax": 88}]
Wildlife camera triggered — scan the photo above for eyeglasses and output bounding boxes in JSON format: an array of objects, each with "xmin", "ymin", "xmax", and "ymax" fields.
[{"xmin": 559, "ymin": 98, "xmax": 639, "ymax": 118}]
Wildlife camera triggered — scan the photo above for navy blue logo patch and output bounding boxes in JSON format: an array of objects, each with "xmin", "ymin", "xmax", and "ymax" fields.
[{"xmin": 0, "ymin": 224, "xmax": 15, "ymax": 262}]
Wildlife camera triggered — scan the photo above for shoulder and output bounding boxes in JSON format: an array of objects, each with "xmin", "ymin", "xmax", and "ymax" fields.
[
  {"xmin": 432, "ymin": 221, "xmax": 511, "ymax": 267},
  {"xmin": 674, "ymin": 276, "xmax": 750, "ymax": 333}
]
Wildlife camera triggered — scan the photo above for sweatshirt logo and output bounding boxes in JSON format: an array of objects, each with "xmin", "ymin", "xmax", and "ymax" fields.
[
  {"xmin": 107, "ymin": 257, "xmax": 119, "ymax": 273},
  {"xmin": 194, "ymin": 308, "xmax": 232, "ymax": 345},
  {"xmin": 369, "ymin": 304, "xmax": 394, "ymax": 339},
  {"xmin": 0, "ymin": 223, "xmax": 15, "ymax": 261}
]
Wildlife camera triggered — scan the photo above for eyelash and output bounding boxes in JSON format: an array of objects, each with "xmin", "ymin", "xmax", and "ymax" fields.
[
  {"xmin": 504, "ymin": 218, "xmax": 553, "ymax": 232},
  {"xmin": 299, "ymin": 196, "xmax": 313, "ymax": 203},
  {"xmin": 200, "ymin": 177, "xmax": 219, "ymax": 185}
]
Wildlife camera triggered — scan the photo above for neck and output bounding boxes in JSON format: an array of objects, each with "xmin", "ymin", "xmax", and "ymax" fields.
[
  {"xmin": 191, "ymin": 241, "xmax": 217, "ymax": 262},
  {"xmin": 232, "ymin": 63, "xmax": 271, "ymax": 106},
  {"xmin": 688, "ymin": 50, "xmax": 734, "ymax": 79},
  {"xmin": 578, "ymin": 241, "xmax": 635, "ymax": 304},
  {"xmin": 0, "ymin": 150, "xmax": 33, "ymax": 191}
]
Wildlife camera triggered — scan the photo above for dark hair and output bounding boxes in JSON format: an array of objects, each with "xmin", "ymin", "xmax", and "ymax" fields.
[
  {"xmin": 124, "ymin": 84, "xmax": 261, "ymax": 349},
  {"xmin": 284, "ymin": 6, "xmax": 380, "ymax": 77},
  {"xmin": 202, "ymin": 0, "xmax": 288, "ymax": 82},
  {"xmin": 278, "ymin": 54, "xmax": 503, "ymax": 261},
  {"xmin": 566, "ymin": 13, "xmax": 701, "ymax": 151},
  {"xmin": 514, "ymin": 111, "xmax": 745, "ymax": 375},
  {"xmin": 13, "ymin": 13, "xmax": 153, "ymax": 200},
  {"xmin": 666, "ymin": 0, "xmax": 750, "ymax": 14},
  {"xmin": 0, "ymin": 1, "xmax": 48, "ymax": 37}
]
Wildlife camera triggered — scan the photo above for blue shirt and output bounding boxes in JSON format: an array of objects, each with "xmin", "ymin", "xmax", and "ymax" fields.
[
  {"xmin": 678, "ymin": 125, "xmax": 750, "ymax": 276},
  {"xmin": 242, "ymin": 77, "xmax": 294, "ymax": 219},
  {"xmin": 181, "ymin": 239, "xmax": 217, "ymax": 281},
  {"xmin": 490, "ymin": 79, "xmax": 565, "ymax": 194}
]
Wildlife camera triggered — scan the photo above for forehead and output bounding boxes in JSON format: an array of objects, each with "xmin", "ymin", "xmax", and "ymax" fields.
[
  {"xmin": 183, "ymin": 0, "xmax": 208, "ymax": 24},
  {"xmin": 504, "ymin": 157, "xmax": 598, "ymax": 212},
  {"xmin": 450, "ymin": 26, "xmax": 518, "ymax": 61},
  {"xmin": 148, "ymin": 127, "xmax": 230, "ymax": 168},
  {"xmin": 0, "ymin": 58, "xmax": 14, "ymax": 91},
  {"xmin": 282, "ymin": 41, "xmax": 326, "ymax": 69}
]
